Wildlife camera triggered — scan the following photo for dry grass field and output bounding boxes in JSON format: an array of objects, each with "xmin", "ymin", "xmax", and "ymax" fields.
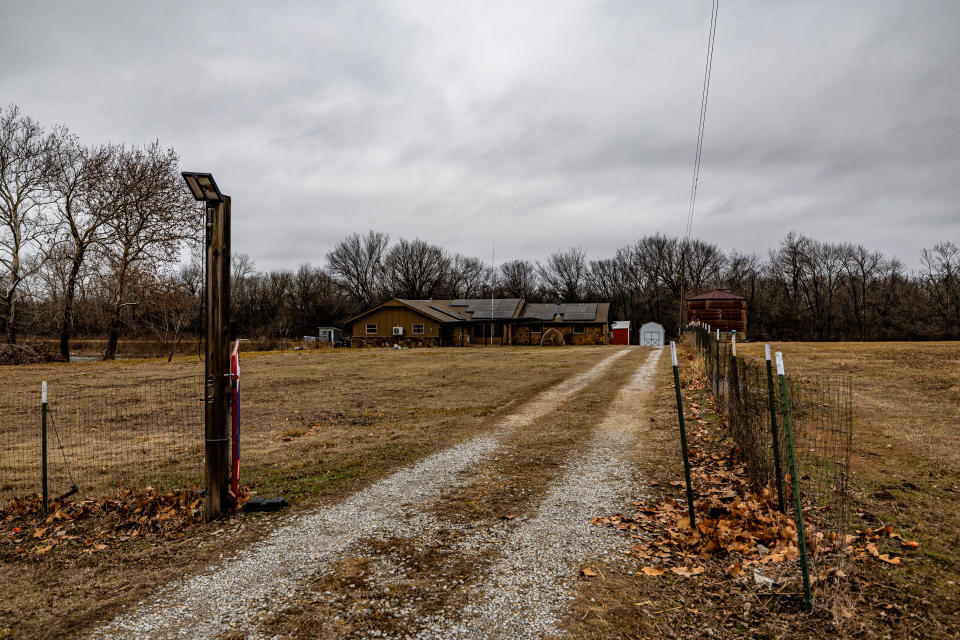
[
  {"xmin": 737, "ymin": 341, "xmax": 960, "ymax": 633},
  {"xmin": 0, "ymin": 345, "xmax": 616, "ymax": 639}
]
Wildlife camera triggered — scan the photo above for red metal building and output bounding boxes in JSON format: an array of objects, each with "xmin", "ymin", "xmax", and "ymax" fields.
[{"xmin": 611, "ymin": 321, "xmax": 631, "ymax": 345}]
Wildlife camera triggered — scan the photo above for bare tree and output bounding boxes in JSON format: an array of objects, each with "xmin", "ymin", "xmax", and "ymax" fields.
[
  {"xmin": 326, "ymin": 231, "xmax": 389, "ymax": 310},
  {"xmin": 100, "ymin": 142, "xmax": 197, "ymax": 360},
  {"xmin": 920, "ymin": 241, "xmax": 960, "ymax": 335},
  {"xmin": 0, "ymin": 105, "xmax": 57, "ymax": 343},
  {"xmin": 383, "ymin": 238, "xmax": 450, "ymax": 299},
  {"xmin": 537, "ymin": 247, "xmax": 587, "ymax": 301},
  {"xmin": 498, "ymin": 259, "xmax": 538, "ymax": 299},
  {"xmin": 446, "ymin": 254, "xmax": 488, "ymax": 298},
  {"xmin": 46, "ymin": 134, "xmax": 115, "ymax": 358},
  {"xmin": 143, "ymin": 271, "xmax": 199, "ymax": 362}
]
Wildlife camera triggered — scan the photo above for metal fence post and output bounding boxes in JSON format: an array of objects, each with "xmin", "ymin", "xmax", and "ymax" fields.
[
  {"xmin": 41, "ymin": 381, "xmax": 48, "ymax": 515},
  {"xmin": 776, "ymin": 352, "xmax": 813, "ymax": 612},
  {"xmin": 670, "ymin": 341, "xmax": 697, "ymax": 530},
  {"xmin": 765, "ymin": 345, "xmax": 786, "ymax": 513}
]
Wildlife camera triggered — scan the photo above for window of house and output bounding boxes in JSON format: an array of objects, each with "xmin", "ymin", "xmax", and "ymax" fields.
[
  {"xmin": 413, "ymin": 324, "xmax": 424, "ymax": 335},
  {"xmin": 366, "ymin": 324, "xmax": 377, "ymax": 334},
  {"xmin": 531, "ymin": 322, "xmax": 542, "ymax": 333},
  {"xmin": 573, "ymin": 325, "xmax": 585, "ymax": 335},
  {"xmin": 473, "ymin": 324, "xmax": 485, "ymax": 338}
]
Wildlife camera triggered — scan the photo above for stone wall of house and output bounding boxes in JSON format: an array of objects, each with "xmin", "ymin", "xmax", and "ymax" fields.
[
  {"xmin": 350, "ymin": 336, "xmax": 440, "ymax": 348},
  {"xmin": 510, "ymin": 324, "xmax": 607, "ymax": 346}
]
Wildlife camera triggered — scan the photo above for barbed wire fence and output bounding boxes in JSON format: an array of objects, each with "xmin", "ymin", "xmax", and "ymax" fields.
[
  {"xmin": 689, "ymin": 326, "xmax": 854, "ymax": 611},
  {"xmin": 0, "ymin": 375, "xmax": 203, "ymax": 506}
]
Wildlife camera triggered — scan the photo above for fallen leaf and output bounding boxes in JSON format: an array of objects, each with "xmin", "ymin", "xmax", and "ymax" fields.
[
  {"xmin": 580, "ymin": 567, "xmax": 598, "ymax": 577},
  {"xmin": 642, "ymin": 566, "xmax": 665, "ymax": 576}
]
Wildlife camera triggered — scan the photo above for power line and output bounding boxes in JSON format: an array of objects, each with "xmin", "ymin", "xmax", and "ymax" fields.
[
  {"xmin": 685, "ymin": 0, "xmax": 720, "ymax": 242},
  {"xmin": 680, "ymin": 0, "xmax": 719, "ymax": 329}
]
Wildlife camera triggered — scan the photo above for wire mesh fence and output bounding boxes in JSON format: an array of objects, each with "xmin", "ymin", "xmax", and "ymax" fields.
[
  {"xmin": 0, "ymin": 375, "xmax": 203, "ymax": 505},
  {"xmin": 689, "ymin": 327, "xmax": 854, "ymax": 609}
]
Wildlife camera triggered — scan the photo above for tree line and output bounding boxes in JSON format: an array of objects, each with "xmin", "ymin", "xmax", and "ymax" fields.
[{"xmin": 3, "ymin": 105, "xmax": 958, "ymax": 357}]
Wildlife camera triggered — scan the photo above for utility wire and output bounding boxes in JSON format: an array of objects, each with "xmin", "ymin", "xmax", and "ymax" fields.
[
  {"xmin": 680, "ymin": 0, "xmax": 719, "ymax": 327},
  {"xmin": 685, "ymin": 0, "xmax": 720, "ymax": 243}
]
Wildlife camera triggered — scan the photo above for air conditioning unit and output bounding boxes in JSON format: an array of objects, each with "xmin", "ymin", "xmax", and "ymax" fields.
[{"xmin": 392, "ymin": 326, "xmax": 403, "ymax": 336}]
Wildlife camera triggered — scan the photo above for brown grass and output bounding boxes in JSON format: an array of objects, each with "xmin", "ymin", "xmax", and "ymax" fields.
[{"xmin": 0, "ymin": 345, "xmax": 617, "ymax": 640}]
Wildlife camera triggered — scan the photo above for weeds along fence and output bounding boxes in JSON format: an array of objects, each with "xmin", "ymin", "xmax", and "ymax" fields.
[
  {"xmin": 0, "ymin": 375, "xmax": 203, "ymax": 505},
  {"xmin": 690, "ymin": 327, "xmax": 854, "ymax": 609}
]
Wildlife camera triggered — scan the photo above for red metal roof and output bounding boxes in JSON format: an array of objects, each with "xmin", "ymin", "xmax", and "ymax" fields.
[{"xmin": 687, "ymin": 288, "xmax": 745, "ymax": 301}]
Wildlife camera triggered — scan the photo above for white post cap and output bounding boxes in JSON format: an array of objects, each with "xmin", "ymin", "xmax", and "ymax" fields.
[
  {"xmin": 670, "ymin": 340, "xmax": 678, "ymax": 366},
  {"xmin": 775, "ymin": 351, "xmax": 785, "ymax": 375},
  {"xmin": 42, "ymin": 381, "xmax": 47, "ymax": 404},
  {"xmin": 731, "ymin": 333, "xmax": 737, "ymax": 356},
  {"xmin": 764, "ymin": 344, "xmax": 771, "ymax": 360}
]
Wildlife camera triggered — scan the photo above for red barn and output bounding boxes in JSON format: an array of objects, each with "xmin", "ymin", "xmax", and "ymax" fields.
[{"xmin": 611, "ymin": 321, "xmax": 631, "ymax": 345}]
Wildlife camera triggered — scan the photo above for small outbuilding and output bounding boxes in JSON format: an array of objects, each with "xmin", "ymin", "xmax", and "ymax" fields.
[
  {"xmin": 639, "ymin": 321, "xmax": 665, "ymax": 346},
  {"xmin": 611, "ymin": 321, "xmax": 631, "ymax": 345}
]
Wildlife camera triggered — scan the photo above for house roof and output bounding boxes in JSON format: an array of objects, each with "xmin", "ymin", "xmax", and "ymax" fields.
[
  {"xmin": 522, "ymin": 302, "xmax": 609, "ymax": 323},
  {"xmin": 687, "ymin": 288, "xmax": 745, "ymax": 301},
  {"xmin": 346, "ymin": 298, "xmax": 610, "ymax": 325}
]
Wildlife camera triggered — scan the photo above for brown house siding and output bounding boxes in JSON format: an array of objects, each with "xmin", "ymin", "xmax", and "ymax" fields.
[
  {"xmin": 350, "ymin": 306, "xmax": 442, "ymax": 341},
  {"xmin": 351, "ymin": 336, "xmax": 440, "ymax": 348}
]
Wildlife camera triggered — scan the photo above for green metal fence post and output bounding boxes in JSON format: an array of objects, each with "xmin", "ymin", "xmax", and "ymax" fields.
[
  {"xmin": 41, "ymin": 381, "xmax": 48, "ymax": 516},
  {"xmin": 670, "ymin": 341, "xmax": 697, "ymax": 530},
  {"xmin": 765, "ymin": 344, "xmax": 786, "ymax": 513},
  {"xmin": 776, "ymin": 352, "xmax": 812, "ymax": 612}
]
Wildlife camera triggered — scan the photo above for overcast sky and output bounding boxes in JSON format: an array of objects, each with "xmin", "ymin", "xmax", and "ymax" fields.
[{"xmin": 2, "ymin": 1, "xmax": 958, "ymax": 271}]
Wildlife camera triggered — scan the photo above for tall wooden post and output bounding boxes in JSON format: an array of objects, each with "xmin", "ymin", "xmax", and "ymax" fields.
[{"xmin": 204, "ymin": 196, "xmax": 231, "ymax": 521}]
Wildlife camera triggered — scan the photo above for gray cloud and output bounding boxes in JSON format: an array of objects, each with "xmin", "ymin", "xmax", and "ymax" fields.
[{"xmin": 2, "ymin": 0, "xmax": 957, "ymax": 270}]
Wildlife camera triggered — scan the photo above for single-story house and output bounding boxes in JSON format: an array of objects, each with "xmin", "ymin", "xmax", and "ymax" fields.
[{"xmin": 345, "ymin": 298, "xmax": 610, "ymax": 347}]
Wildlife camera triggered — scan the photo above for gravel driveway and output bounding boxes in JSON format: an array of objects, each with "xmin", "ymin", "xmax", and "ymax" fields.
[{"xmin": 93, "ymin": 348, "xmax": 633, "ymax": 640}]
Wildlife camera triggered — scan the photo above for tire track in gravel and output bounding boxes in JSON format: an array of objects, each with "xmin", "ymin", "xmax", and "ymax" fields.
[
  {"xmin": 256, "ymin": 349, "xmax": 651, "ymax": 639},
  {"xmin": 417, "ymin": 347, "xmax": 663, "ymax": 639},
  {"xmin": 92, "ymin": 348, "xmax": 632, "ymax": 640}
]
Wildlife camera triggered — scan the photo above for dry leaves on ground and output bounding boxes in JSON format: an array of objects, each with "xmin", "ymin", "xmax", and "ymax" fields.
[{"xmin": 1, "ymin": 486, "xmax": 251, "ymax": 557}]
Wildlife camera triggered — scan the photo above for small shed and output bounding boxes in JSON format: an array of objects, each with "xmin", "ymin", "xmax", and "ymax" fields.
[
  {"xmin": 639, "ymin": 322, "xmax": 665, "ymax": 346},
  {"xmin": 318, "ymin": 326, "xmax": 344, "ymax": 345},
  {"xmin": 611, "ymin": 321, "xmax": 631, "ymax": 345},
  {"xmin": 686, "ymin": 289, "xmax": 747, "ymax": 333}
]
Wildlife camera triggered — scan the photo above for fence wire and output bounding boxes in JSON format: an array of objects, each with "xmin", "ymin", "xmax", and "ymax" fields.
[
  {"xmin": 691, "ymin": 327, "xmax": 854, "ymax": 608},
  {"xmin": 0, "ymin": 375, "xmax": 203, "ymax": 504}
]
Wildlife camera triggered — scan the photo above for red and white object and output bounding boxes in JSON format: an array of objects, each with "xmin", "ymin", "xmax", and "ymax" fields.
[
  {"xmin": 230, "ymin": 340, "xmax": 241, "ymax": 503},
  {"xmin": 611, "ymin": 321, "xmax": 631, "ymax": 345}
]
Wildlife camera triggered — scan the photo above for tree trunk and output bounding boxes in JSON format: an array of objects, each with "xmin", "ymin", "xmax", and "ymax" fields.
[
  {"xmin": 103, "ymin": 267, "xmax": 127, "ymax": 361},
  {"xmin": 4, "ymin": 290, "xmax": 15, "ymax": 345},
  {"xmin": 59, "ymin": 252, "xmax": 84, "ymax": 360},
  {"xmin": 104, "ymin": 302, "xmax": 122, "ymax": 360}
]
